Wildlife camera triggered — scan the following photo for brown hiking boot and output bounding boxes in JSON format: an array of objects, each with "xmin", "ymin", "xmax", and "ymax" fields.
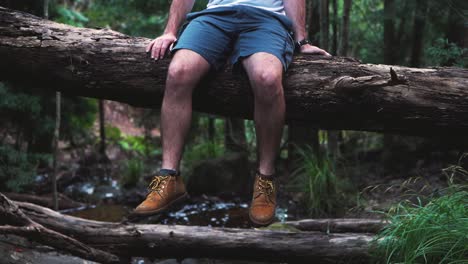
[
  {"xmin": 132, "ymin": 175, "xmax": 188, "ymax": 216},
  {"xmin": 249, "ymin": 173, "xmax": 277, "ymax": 226}
]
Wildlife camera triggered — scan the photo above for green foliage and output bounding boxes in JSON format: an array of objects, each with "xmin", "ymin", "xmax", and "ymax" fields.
[
  {"xmin": 182, "ymin": 140, "xmax": 224, "ymax": 176},
  {"xmin": 288, "ymin": 146, "xmax": 352, "ymax": 217},
  {"xmin": 373, "ymin": 186, "xmax": 468, "ymax": 264},
  {"xmin": 427, "ymin": 38, "xmax": 468, "ymax": 67},
  {"xmin": 105, "ymin": 125, "xmax": 123, "ymax": 143},
  {"xmin": 121, "ymin": 158, "xmax": 145, "ymax": 188},
  {"xmin": 349, "ymin": 0, "xmax": 385, "ymax": 63},
  {"xmin": 54, "ymin": 6, "xmax": 89, "ymax": 27},
  {"xmin": 0, "ymin": 145, "xmax": 49, "ymax": 192},
  {"xmin": 50, "ymin": 0, "xmax": 207, "ymax": 37},
  {"xmin": 118, "ymin": 135, "xmax": 160, "ymax": 157}
]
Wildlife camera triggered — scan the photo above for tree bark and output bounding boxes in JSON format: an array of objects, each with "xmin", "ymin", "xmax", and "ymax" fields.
[
  {"xmin": 285, "ymin": 218, "xmax": 387, "ymax": 233},
  {"xmin": 1, "ymin": 7, "xmax": 468, "ymax": 137},
  {"xmin": 8, "ymin": 199, "xmax": 376, "ymax": 263}
]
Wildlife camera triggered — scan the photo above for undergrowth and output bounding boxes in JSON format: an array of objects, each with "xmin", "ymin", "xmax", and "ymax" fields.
[
  {"xmin": 373, "ymin": 186, "xmax": 468, "ymax": 264},
  {"xmin": 288, "ymin": 146, "xmax": 354, "ymax": 217},
  {"xmin": 373, "ymin": 158, "xmax": 468, "ymax": 264}
]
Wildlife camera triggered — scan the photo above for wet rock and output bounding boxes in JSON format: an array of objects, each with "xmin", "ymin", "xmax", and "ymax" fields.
[{"xmin": 187, "ymin": 152, "xmax": 251, "ymax": 198}]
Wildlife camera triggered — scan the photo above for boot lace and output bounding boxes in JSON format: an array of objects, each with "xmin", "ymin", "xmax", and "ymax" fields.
[
  {"xmin": 147, "ymin": 175, "xmax": 170, "ymax": 197},
  {"xmin": 255, "ymin": 177, "xmax": 275, "ymax": 204}
]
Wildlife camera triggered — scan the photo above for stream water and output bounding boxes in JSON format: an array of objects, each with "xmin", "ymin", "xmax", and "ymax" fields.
[
  {"xmin": 61, "ymin": 178, "xmax": 291, "ymax": 227},
  {"xmin": 65, "ymin": 199, "xmax": 291, "ymax": 227}
]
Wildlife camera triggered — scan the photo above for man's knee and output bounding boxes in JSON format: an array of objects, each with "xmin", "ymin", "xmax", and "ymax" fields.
[
  {"xmin": 167, "ymin": 60, "xmax": 193, "ymax": 86},
  {"xmin": 250, "ymin": 69, "xmax": 283, "ymax": 104},
  {"xmin": 165, "ymin": 60, "xmax": 198, "ymax": 100}
]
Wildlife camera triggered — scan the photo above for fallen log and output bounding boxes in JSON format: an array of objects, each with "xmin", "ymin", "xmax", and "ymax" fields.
[
  {"xmin": 0, "ymin": 7, "xmax": 467, "ymax": 137},
  {"xmin": 6, "ymin": 197, "xmax": 376, "ymax": 263}
]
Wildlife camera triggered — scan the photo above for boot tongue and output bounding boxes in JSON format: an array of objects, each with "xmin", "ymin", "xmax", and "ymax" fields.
[{"xmin": 256, "ymin": 177, "xmax": 275, "ymax": 204}]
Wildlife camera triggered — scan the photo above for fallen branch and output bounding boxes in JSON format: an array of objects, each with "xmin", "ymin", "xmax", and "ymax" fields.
[
  {"xmin": 4, "ymin": 192, "xmax": 85, "ymax": 210},
  {"xmin": 0, "ymin": 193, "xmax": 120, "ymax": 263}
]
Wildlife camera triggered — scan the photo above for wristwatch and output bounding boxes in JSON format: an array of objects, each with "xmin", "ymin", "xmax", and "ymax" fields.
[{"xmin": 295, "ymin": 39, "xmax": 311, "ymax": 51}]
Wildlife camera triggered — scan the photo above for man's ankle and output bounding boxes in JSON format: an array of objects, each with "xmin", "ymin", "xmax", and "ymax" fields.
[
  {"xmin": 158, "ymin": 168, "xmax": 180, "ymax": 176},
  {"xmin": 256, "ymin": 169, "xmax": 275, "ymax": 179}
]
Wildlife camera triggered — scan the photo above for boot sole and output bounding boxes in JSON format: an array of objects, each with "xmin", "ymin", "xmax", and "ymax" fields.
[
  {"xmin": 248, "ymin": 210, "xmax": 275, "ymax": 227},
  {"xmin": 129, "ymin": 192, "xmax": 189, "ymax": 218}
]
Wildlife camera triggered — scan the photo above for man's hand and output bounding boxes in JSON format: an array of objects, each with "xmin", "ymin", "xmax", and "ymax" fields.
[
  {"xmin": 300, "ymin": 44, "xmax": 331, "ymax": 56},
  {"xmin": 146, "ymin": 33, "xmax": 177, "ymax": 60}
]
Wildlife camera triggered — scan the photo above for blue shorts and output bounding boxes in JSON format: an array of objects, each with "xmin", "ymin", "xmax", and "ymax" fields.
[{"xmin": 172, "ymin": 5, "xmax": 295, "ymax": 72}]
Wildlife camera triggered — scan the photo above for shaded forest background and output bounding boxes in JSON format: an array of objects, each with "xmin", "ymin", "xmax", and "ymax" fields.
[{"xmin": 0, "ymin": 0, "xmax": 467, "ymax": 263}]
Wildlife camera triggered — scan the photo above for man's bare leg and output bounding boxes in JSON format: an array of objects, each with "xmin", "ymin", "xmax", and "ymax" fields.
[
  {"xmin": 132, "ymin": 49, "xmax": 209, "ymax": 216},
  {"xmin": 161, "ymin": 49, "xmax": 211, "ymax": 171},
  {"xmin": 242, "ymin": 52, "xmax": 285, "ymax": 175}
]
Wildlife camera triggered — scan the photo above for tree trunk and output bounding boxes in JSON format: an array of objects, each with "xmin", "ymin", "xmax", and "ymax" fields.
[
  {"xmin": 98, "ymin": 99, "xmax": 107, "ymax": 158},
  {"xmin": 410, "ymin": 0, "xmax": 428, "ymax": 67},
  {"xmin": 320, "ymin": 0, "xmax": 329, "ymax": 50},
  {"xmin": 446, "ymin": 0, "xmax": 466, "ymax": 48},
  {"xmin": 382, "ymin": 0, "xmax": 398, "ymax": 171},
  {"xmin": 42, "ymin": 0, "xmax": 59, "ymax": 211},
  {"xmin": 328, "ymin": 0, "xmax": 352, "ymax": 158},
  {"xmin": 307, "ymin": 0, "xmax": 321, "ymax": 45},
  {"xmin": 208, "ymin": 116, "xmax": 215, "ymax": 141},
  {"xmin": 331, "ymin": 0, "xmax": 338, "ymax": 55},
  {"xmin": 384, "ymin": 0, "xmax": 396, "ymax": 65},
  {"xmin": 1, "ymin": 7, "xmax": 468, "ymax": 138},
  {"xmin": 5, "ymin": 198, "xmax": 376, "ymax": 263},
  {"xmin": 339, "ymin": 0, "xmax": 352, "ymax": 56}
]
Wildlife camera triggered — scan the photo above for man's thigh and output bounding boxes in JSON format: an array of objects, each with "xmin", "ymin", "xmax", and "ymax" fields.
[
  {"xmin": 231, "ymin": 9, "xmax": 295, "ymax": 72},
  {"xmin": 171, "ymin": 10, "xmax": 236, "ymax": 71}
]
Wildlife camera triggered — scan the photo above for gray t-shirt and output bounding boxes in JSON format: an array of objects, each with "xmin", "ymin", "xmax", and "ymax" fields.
[{"xmin": 207, "ymin": 0, "xmax": 285, "ymax": 15}]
